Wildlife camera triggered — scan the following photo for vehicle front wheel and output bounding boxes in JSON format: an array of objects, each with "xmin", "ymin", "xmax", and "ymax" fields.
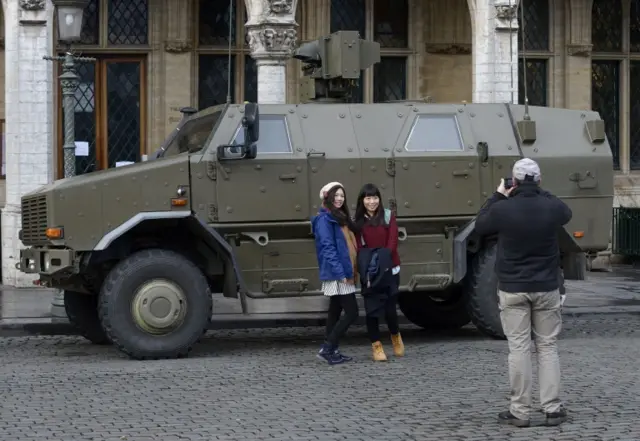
[
  {"xmin": 398, "ymin": 285, "xmax": 471, "ymax": 330},
  {"xmin": 64, "ymin": 290, "xmax": 111, "ymax": 345},
  {"xmin": 98, "ymin": 249, "xmax": 212, "ymax": 360}
]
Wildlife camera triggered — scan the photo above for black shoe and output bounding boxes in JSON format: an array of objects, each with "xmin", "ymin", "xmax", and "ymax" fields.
[
  {"xmin": 545, "ymin": 407, "xmax": 567, "ymax": 426},
  {"xmin": 317, "ymin": 343, "xmax": 345, "ymax": 365},
  {"xmin": 333, "ymin": 347, "xmax": 352, "ymax": 362},
  {"xmin": 498, "ymin": 411, "xmax": 530, "ymax": 428}
]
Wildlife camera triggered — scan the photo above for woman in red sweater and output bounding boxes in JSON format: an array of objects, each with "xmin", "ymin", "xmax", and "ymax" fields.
[{"xmin": 354, "ymin": 183, "xmax": 405, "ymax": 361}]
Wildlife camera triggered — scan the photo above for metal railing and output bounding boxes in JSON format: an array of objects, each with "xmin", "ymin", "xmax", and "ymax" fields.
[{"xmin": 612, "ymin": 207, "xmax": 640, "ymax": 256}]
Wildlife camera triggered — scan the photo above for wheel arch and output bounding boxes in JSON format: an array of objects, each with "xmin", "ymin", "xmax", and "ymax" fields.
[{"xmin": 85, "ymin": 212, "xmax": 246, "ymax": 299}]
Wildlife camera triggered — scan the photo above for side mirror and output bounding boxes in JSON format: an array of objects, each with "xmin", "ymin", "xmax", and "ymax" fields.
[{"xmin": 243, "ymin": 102, "xmax": 259, "ymax": 144}]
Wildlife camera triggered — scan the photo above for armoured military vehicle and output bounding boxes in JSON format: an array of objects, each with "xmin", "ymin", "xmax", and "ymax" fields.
[{"xmin": 17, "ymin": 31, "xmax": 613, "ymax": 360}]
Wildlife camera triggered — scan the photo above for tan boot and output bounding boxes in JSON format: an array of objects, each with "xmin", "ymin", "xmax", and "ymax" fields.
[
  {"xmin": 371, "ymin": 341, "xmax": 387, "ymax": 361},
  {"xmin": 391, "ymin": 333, "xmax": 405, "ymax": 357}
]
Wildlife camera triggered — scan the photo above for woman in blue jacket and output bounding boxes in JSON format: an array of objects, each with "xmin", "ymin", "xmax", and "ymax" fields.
[{"xmin": 312, "ymin": 181, "xmax": 359, "ymax": 365}]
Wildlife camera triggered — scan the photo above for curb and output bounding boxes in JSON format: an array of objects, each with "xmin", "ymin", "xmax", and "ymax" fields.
[{"xmin": 1, "ymin": 308, "xmax": 639, "ymax": 338}]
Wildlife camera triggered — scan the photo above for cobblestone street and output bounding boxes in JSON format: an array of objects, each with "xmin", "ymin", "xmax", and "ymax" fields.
[{"xmin": 1, "ymin": 313, "xmax": 639, "ymax": 441}]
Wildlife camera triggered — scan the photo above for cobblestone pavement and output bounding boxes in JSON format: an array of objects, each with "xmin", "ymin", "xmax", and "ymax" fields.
[{"xmin": 1, "ymin": 313, "xmax": 639, "ymax": 441}]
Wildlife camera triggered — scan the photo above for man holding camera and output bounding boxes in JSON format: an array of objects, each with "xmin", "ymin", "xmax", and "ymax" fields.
[{"xmin": 475, "ymin": 158, "xmax": 572, "ymax": 428}]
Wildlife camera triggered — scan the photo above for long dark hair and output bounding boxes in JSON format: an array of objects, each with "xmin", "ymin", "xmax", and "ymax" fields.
[
  {"xmin": 323, "ymin": 184, "xmax": 356, "ymax": 231},
  {"xmin": 355, "ymin": 183, "xmax": 386, "ymax": 230}
]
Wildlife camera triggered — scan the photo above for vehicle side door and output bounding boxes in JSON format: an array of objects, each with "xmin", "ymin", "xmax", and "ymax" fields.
[
  {"xmin": 214, "ymin": 108, "xmax": 309, "ymax": 222},
  {"xmin": 393, "ymin": 105, "xmax": 483, "ymax": 217}
]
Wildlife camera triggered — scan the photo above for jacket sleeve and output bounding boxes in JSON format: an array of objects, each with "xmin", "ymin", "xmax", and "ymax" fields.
[
  {"xmin": 386, "ymin": 214, "xmax": 399, "ymax": 253},
  {"xmin": 541, "ymin": 190, "xmax": 573, "ymax": 226},
  {"xmin": 315, "ymin": 216, "xmax": 346, "ymax": 280},
  {"xmin": 474, "ymin": 192, "xmax": 507, "ymax": 235}
]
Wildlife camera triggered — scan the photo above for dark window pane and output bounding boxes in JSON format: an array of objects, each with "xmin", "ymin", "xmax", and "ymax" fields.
[
  {"xmin": 373, "ymin": 0, "xmax": 408, "ymax": 48},
  {"xmin": 244, "ymin": 56, "xmax": 258, "ymax": 103},
  {"xmin": 518, "ymin": 58, "xmax": 547, "ymax": 106},
  {"xmin": 373, "ymin": 57, "xmax": 407, "ymax": 102},
  {"xmin": 199, "ymin": 0, "xmax": 236, "ymax": 46},
  {"xmin": 330, "ymin": 0, "xmax": 365, "ymax": 37},
  {"xmin": 592, "ymin": 0, "xmax": 622, "ymax": 52},
  {"xmin": 79, "ymin": 0, "xmax": 99, "ymax": 45},
  {"xmin": 631, "ymin": 0, "xmax": 640, "ymax": 52},
  {"xmin": 630, "ymin": 62, "xmax": 640, "ymax": 169},
  {"xmin": 108, "ymin": 0, "xmax": 148, "ymax": 45},
  {"xmin": 592, "ymin": 60, "xmax": 620, "ymax": 170},
  {"xmin": 164, "ymin": 110, "xmax": 223, "ymax": 157},
  {"xmin": 405, "ymin": 115, "xmax": 464, "ymax": 152},
  {"xmin": 105, "ymin": 62, "xmax": 142, "ymax": 168},
  {"xmin": 232, "ymin": 115, "xmax": 292, "ymax": 153},
  {"xmin": 199, "ymin": 55, "xmax": 235, "ymax": 109},
  {"xmin": 62, "ymin": 61, "xmax": 97, "ymax": 174},
  {"xmin": 517, "ymin": 0, "xmax": 549, "ymax": 51}
]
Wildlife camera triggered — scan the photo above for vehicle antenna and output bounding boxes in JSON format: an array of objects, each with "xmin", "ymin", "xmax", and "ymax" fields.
[
  {"xmin": 226, "ymin": 0, "xmax": 233, "ymax": 104},
  {"xmin": 519, "ymin": 0, "xmax": 531, "ymax": 121}
]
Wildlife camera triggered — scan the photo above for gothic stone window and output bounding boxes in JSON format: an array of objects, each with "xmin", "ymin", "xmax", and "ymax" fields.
[
  {"xmin": 197, "ymin": 0, "xmax": 256, "ymax": 109},
  {"xmin": 330, "ymin": 0, "xmax": 410, "ymax": 103},
  {"xmin": 55, "ymin": 0, "xmax": 149, "ymax": 177},
  {"xmin": 591, "ymin": 0, "xmax": 623, "ymax": 170},
  {"xmin": 517, "ymin": 0, "xmax": 550, "ymax": 107}
]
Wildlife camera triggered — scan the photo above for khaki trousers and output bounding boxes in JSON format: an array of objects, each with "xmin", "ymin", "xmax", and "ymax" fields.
[{"xmin": 498, "ymin": 289, "xmax": 564, "ymax": 420}]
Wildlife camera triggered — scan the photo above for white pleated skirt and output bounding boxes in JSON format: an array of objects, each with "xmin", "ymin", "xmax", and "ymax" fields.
[{"xmin": 321, "ymin": 280, "xmax": 357, "ymax": 296}]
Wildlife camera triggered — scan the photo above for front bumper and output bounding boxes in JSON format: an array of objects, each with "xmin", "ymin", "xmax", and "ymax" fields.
[{"xmin": 16, "ymin": 247, "xmax": 76, "ymax": 275}]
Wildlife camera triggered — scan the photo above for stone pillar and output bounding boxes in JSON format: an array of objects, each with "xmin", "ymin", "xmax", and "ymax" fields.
[
  {"xmin": 1, "ymin": 0, "xmax": 55, "ymax": 287},
  {"xmin": 159, "ymin": 0, "xmax": 193, "ymax": 134},
  {"xmin": 564, "ymin": 0, "xmax": 593, "ymax": 111},
  {"xmin": 468, "ymin": 0, "xmax": 519, "ymax": 103},
  {"xmin": 245, "ymin": 0, "xmax": 299, "ymax": 104}
]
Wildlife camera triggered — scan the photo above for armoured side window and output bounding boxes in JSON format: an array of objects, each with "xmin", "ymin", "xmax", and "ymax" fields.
[
  {"xmin": 404, "ymin": 114, "xmax": 464, "ymax": 152},
  {"xmin": 232, "ymin": 115, "xmax": 292, "ymax": 154}
]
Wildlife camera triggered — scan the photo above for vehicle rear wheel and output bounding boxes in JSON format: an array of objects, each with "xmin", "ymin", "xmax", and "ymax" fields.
[
  {"xmin": 98, "ymin": 249, "xmax": 212, "ymax": 360},
  {"xmin": 64, "ymin": 290, "xmax": 111, "ymax": 345},
  {"xmin": 397, "ymin": 285, "xmax": 471, "ymax": 330},
  {"xmin": 464, "ymin": 243, "xmax": 505, "ymax": 340}
]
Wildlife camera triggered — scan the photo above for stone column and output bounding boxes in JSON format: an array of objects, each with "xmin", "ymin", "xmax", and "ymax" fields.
[
  {"xmin": 245, "ymin": 0, "xmax": 299, "ymax": 104},
  {"xmin": 1, "ymin": 0, "xmax": 55, "ymax": 287},
  {"xmin": 468, "ymin": 0, "xmax": 519, "ymax": 103},
  {"xmin": 564, "ymin": 0, "xmax": 593, "ymax": 111}
]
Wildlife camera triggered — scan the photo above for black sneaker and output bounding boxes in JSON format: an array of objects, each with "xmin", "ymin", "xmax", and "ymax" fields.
[
  {"xmin": 333, "ymin": 347, "xmax": 352, "ymax": 362},
  {"xmin": 317, "ymin": 344, "xmax": 345, "ymax": 365},
  {"xmin": 545, "ymin": 407, "xmax": 567, "ymax": 426},
  {"xmin": 498, "ymin": 411, "xmax": 530, "ymax": 428}
]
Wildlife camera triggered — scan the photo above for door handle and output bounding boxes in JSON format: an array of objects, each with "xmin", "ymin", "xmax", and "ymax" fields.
[
  {"xmin": 279, "ymin": 173, "xmax": 297, "ymax": 181},
  {"xmin": 307, "ymin": 150, "xmax": 326, "ymax": 157},
  {"xmin": 452, "ymin": 169, "xmax": 469, "ymax": 177}
]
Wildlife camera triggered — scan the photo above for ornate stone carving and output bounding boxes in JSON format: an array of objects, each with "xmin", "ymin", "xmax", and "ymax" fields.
[
  {"xmin": 269, "ymin": 0, "xmax": 293, "ymax": 14},
  {"xmin": 247, "ymin": 26, "xmax": 298, "ymax": 59},
  {"xmin": 425, "ymin": 43, "xmax": 471, "ymax": 55},
  {"xmin": 494, "ymin": 4, "xmax": 519, "ymax": 31},
  {"xmin": 20, "ymin": 0, "xmax": 45, "ymax": 10},
  {"xmin": 164, "ymin": 40, "xmax": 193, "ymax": 53}
]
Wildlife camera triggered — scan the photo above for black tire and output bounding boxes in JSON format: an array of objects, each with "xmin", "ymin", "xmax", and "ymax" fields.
[
  {"xmin": 64, "ymin": 290, "xmax": 111, "ymax": 345},
  {"xmin": 98, "ymin": 249, "xmax": 212, "ymax": 360},
  {"xmin": 465, "ymin": 243, "xmax": 505, "ymax": 340},
  {"xmin": 398, "ymin": 285, "xmax": 471, "ymax": 330}
]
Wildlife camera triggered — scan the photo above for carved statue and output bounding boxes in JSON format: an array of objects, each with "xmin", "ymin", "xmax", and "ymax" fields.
[{"xmin": 20, "ymin": 0, "xmax": 46, "ymax": 10}]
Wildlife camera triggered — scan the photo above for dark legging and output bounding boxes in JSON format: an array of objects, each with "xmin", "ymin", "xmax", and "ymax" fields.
[
  {"xmin": 325, "ymin": 293, "xmax": 359, "ymax": 346},
  {"xmin": 366, "ymin": 274, "xmax": 400, "ymax": 342}
]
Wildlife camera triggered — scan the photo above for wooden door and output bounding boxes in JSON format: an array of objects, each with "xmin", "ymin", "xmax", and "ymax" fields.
[{"xmin": 57, "ymin": 56, "xmax": 147, "ymax": 177}]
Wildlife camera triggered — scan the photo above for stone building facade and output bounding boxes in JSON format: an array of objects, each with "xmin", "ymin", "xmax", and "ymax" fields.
[{"xmin": 0, "ymin": 0, "xmax": 635, "ymax": 286}]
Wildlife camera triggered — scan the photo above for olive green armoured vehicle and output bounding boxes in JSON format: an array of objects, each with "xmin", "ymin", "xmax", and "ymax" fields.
[{"xmin": 17, "ymin": 31, "xmax": 613, "ymax": 360}]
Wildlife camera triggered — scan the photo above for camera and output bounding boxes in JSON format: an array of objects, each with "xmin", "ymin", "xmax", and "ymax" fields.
[{"xmin": 504, "ymin": 177, "xmax": 514, "ymax": 189}]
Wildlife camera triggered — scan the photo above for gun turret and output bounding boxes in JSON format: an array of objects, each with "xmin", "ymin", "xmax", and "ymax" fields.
[{"xmin": 293, "ymin": 30, "xmax": 380, "ymax": 103}]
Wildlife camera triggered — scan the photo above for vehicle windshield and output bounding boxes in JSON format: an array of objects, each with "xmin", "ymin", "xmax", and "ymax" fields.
[{"xmin": 161, "ymin": 106, "xmax": 224, "ymax": 157}]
